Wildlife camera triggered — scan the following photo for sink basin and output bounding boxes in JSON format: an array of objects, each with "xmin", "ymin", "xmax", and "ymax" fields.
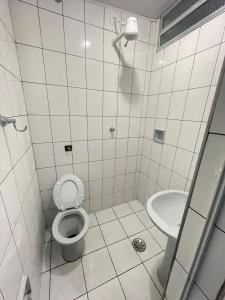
[
  {"xmin": 147, "ymin": 189, "xmax": 188, "ymax": 239},
  {"xmin": 147, "ymin": 190, "xmax": 188, "ymax": 288}
]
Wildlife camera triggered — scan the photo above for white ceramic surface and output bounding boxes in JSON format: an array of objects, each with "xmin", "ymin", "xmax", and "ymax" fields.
[{"xmin": 147, "ymin": 190, "xmax": 188, "ymax": 239}]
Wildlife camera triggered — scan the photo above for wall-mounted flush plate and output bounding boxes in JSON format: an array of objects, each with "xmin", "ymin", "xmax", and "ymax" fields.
[
  {"xmin": 65, "ymin": 145, "xmax": 72, "ymax": 152},
  {"xmin": 154, "ymin": 129, "xmax": 165, "ymax": 144}
]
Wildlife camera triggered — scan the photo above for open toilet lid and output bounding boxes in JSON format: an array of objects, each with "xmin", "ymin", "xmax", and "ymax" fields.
[{"xmin": 53, "ymin": 175, "xmax": 84, "ymax": 211}]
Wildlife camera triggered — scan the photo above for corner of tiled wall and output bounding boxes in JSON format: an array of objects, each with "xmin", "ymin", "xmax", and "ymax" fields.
[
  {"xmin": 137, "ymin": 9, "xmax": 225, "ymax": 214},
  {"xmin": 0, "ymin": 0, "xmax": 45, "ymax": 298},
  {"xmin": 164, "ymin": 12, "xmax": 225, "ymax": 300}
]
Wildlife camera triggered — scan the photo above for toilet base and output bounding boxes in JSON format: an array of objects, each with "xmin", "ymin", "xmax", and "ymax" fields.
[{"xmin": 62, "ymin": 238, "xmax": 84, "ymax": 262}]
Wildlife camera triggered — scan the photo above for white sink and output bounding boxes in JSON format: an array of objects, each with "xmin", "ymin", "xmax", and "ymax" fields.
[
  {"xmin": 147, "ymin": 189, "xmax": 188, "ymax": 239},
  {"xmin": 147, "ymin": 190, "xmax": 188, "ymax": 288}
]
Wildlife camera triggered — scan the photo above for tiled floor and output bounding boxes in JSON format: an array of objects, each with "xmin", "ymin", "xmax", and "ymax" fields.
[{"xmin": 40, "ymin": 200, "xmax": 167, "ymax": 300}]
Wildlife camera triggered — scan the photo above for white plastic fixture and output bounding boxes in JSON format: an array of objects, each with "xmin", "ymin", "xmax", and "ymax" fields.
[
  {"xmin": 112, "ymin": 17, "xmax": 139, "ymax": 47},
  {"xmin": 147, "ymin": 190, "xmax": 188, "ymax": 288}
]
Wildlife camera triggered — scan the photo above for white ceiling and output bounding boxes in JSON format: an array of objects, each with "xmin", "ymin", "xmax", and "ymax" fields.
[{"xmin": 94, "ymin": 0, "xmax": 178, "ymax": 18}]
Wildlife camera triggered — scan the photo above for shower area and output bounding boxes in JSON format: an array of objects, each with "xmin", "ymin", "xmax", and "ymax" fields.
[{"xmin": 1, "ymin": 0, "xmax": 225, "ymax": 299}]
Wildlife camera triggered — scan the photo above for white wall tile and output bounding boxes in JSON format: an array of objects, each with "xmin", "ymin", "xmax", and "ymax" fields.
[
  {"xmin": 157, "ymin": 93, "xmax": 171, "ymax": 118},
  {"xmin": 103, "ymin": 139, "xmax": 115, "ymax": 159},
  {"xmin": 178, "ymin": 121, "xmax": 200, "ymax": 151},
  {"xmin": 168, "ymin": 90, "xmax": 187, "ymax": 120},
  {"xmin": 173, "ymin": 56, "xmax": 194, "ymax": 91},
  {"xmin": 44, "ymin": 50, "xmax": 67, "ymax": 86},
  {"xmin": 190, "ymin": 45, "xmax": 220, "ymax": 88},
  {"xmin": 183, "ymin": 87, "xmax": 209, "ymax": 121},
  {"xmin": 48, "ymin": 85, "xmax": 69, "ymax": 115},
  {"xmin": 164, "ymin": 41, "xmax": 179, "ymax": 66},
  {"xmin": 89, "ymin": 161, "xmax": 102, "ymax": 181},
  {"xmin": 165, "ymin": 120, "xmax": 181, "ymax": 146},
  {"xmin": 138, "ymin": 17, "xmax": 150, "ymax": 43},
  {"xmin": 117, "ymin": 117, "xmax": 129, "ymax": 138},
  {"xmin": 0, "ymin": 171, "xmax": 21, "ymax": 228},
  {"xmin": 67, "ymin": 55, "xmax": 86, "ymax": 88},
  {"xmin": 39, "ymin": 9, "xmax": 64, "ymax": 52},
  {"xmin": 176, "ymin": 209, "xmax": 205, "ymax": 272},
  {"xmin": 178, "ymin": 28, "xmax": 199, "ymax": 60},
  {"xmin": 212, "ymin": 42, "xmax": 225, "ymax": 85},
  {"xmin": 0, "ymin": 192, "xmax": 11, "ymax": 262},
  {"xmin": 29, "ymin": 116, "xmax": 52, "ymax": 143},
  {"xmin": 72, "ymin": 141, "xmax": 88, "ymax": 163},
  {"xmin": 149, "ymin": 69, "xmax": 161, "ymax": 95},
  {"xmin": 18, "ymin": 44, "xmax": 45, "ymax": 83},
  {"xmin": 88, "ymin": 140, "xmax": 102, "ymax": 161},
  {"xmin": 24, "ymin": 83, "xmax": 49, "ymax": 115},
  {"xmin": 104, "ymin": 63, "xmax": 119, "ymax": 92},
  {"xmin": 70, "ymin": 116, "xmax": 87, "ymax": 141},
  {"xmin": 0, "ymin": 128, "xmax": 12, "ymax": 184},
  {"xmin": 103, "ymin": 91, "xmax": 117, "ymax": 116},
  {"xmin": 191, "ymin": 134, "xmax": 225, "ymax": 218},
  {"xmin": 85, "ymin": 1, "xmax": 104, "ymax": 27},
  {"xmin": 69, "ymin": 87, "xmax": 86, "ymax": 115},
  {"xmin": 88, "ymin": 117, "xmax": 102, "ymax": 140},
  {"xmin": 166, "ymin": 260, "xmax": 187, "ymax": 300},
  {"xmin": 51, "ymin": 116, "xmax": 71, "ymax": 142},
  {"xmin": 56, "ymin": 165, "xmax": 73, "ymax": 180},
  {"xmin": 173, "ymin": 148, "xmax": 193, "ymax": 178},
  {"xmin": 37, "ymin": 167, "xmax": 56, "ymax": 191},
  {"xmin": 11, "ymin": 0, "xmax": 41, "ymax": 47},
  {"xmin": 86, "ymin": 89, "xmax": 102, "ymax": 116},
  {"xmin": 160, "ymin": 63, "xmax": 176, "ymax": 93},
  {"xmin": 86, "ymin": 24, "xmax": 103, "ymax": 61},
  {"xmin": 86, "ymin": 59, "xmax": 103, "ymax": 90},
  {"xmin": 63, "ymin": 0, "xmax": 84, "ymax": 21},
  {"xmin": 64, "ymin": 17, "xmax": 85, "ymax": 57},
  {"xmin": 197, "ymin": 12, "xmax": 225, "ymax": 52},
  {"xmin": 33, "ymin": 143, "xmax": 55, "ymax": 168}
]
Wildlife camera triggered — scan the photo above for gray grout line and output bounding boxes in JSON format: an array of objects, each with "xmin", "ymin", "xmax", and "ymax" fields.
[{"xmin": 61, "ymin": 0, "xmax": 76, "ymax": 180}]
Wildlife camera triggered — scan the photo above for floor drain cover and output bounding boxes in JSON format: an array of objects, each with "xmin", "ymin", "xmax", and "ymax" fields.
[{"xmin": 132, "ymin": 238, "xmax": 146, "ymax": 252}]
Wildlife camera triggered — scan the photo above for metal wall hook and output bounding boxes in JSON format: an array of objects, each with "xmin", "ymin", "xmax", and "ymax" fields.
[{"xmin": 0, "ymin": 114, "xmax": 27, "ymax": 132}]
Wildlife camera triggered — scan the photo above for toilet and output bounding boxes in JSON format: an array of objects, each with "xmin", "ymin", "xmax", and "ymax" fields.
[{"xmin": 52, "ymin": 174, "xmax": 89, "ymax": 262}]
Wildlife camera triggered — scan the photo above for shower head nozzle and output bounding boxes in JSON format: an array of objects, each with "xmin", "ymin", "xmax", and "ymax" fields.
[
  {"xmin": 124, "ymin": 17, "xmax": 139, "ymax": 41},
  {"xmin": 112, "ymin": 16, "xmax": 139, "ymax": 48}
]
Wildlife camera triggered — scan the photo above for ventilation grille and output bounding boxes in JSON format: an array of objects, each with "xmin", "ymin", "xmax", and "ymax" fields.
[
  {"xmin": 162, "ymin": 0, "xmax": 200, "ymax": 29},
  {"xmin": 160, "ymin": 0, "xmax": 225, "ymax": 46}
]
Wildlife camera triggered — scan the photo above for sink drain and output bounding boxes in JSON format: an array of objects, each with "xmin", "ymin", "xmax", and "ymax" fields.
[{"xmin": 132, "ymin": 238, "xmax": 146, "ymax": 252}]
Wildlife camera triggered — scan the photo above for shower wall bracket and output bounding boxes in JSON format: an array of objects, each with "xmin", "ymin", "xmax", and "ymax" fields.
[{"xmin": 0, "ymin": 114, "xmax": 27, "ymax": 132}]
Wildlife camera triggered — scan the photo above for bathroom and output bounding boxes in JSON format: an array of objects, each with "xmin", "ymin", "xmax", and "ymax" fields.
[{"xmin": 1, "ymin": 0, "xmax": 225, "ymax": 299}]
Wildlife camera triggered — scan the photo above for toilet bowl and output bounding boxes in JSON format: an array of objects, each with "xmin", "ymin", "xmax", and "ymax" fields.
[{"xmin": 52, "ymin": 174, "xmax": 89, "ymax": 262}]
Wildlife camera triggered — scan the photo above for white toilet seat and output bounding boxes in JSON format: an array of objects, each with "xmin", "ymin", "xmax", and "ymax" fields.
[
  {"xmin": 52, "ymin": 207, "xmax": 89, "ymax": 246},
  {"xmin": 53, "ymin": 174, "xmax": 84, "ymax": 211}
]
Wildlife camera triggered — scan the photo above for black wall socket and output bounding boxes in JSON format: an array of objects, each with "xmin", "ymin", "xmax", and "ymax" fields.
[{"xmin": 65, "ymin": 145, "xmax": 72, "ymax": 152}]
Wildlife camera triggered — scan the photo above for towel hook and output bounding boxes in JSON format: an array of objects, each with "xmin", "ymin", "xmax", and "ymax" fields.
[{"xmin": 0, "ymin": 114, "xmax": 27, "ymax": 132}]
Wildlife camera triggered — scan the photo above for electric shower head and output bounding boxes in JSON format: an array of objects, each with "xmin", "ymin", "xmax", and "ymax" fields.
[
  {"xmin": 124, "ymin": 17, "xmax": 139, "ymax": 42},
  {"xmin": 112, "ymin": 16, "xmax": 139, "ymax": 48}
]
